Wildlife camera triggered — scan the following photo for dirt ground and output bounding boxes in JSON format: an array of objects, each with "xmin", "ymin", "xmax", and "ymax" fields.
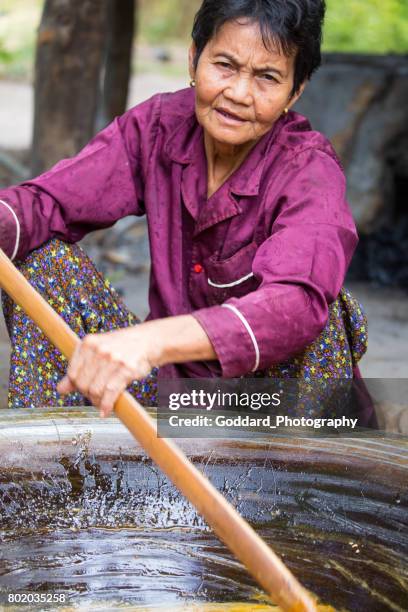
[{"xmin": 0, "ymin": 77, "xmax": 407, "ymax": 429}]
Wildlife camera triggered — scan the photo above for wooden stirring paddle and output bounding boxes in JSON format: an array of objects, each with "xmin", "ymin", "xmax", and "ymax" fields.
[{"xmin": 0, "ymin": 247, "xmax": 316, "ymax": 612}]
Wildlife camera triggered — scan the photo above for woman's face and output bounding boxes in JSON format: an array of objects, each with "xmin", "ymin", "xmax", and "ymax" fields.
[{"xmin": 189, "ymin": 19, "xmax": 305, "ymax": 150}]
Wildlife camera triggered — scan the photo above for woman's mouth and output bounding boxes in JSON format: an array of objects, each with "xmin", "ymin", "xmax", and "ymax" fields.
[{"xmin": 215, "ymin": 108, "xmax": 247, "ymax": 124}]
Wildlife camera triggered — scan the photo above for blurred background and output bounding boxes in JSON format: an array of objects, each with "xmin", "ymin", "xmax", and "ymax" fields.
[{"xmin": 0, "ymin": 0, "xmax": 407, "ymax": 423}]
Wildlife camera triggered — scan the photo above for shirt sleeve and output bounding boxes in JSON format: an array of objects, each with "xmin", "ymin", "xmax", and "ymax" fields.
[
  {"xmin": 192, "ymin": 148, "xmax": 359, "ymax": 377},
  {"xmin": 0, "ymin": 94, "xmax": 161, "ymax": 261}
]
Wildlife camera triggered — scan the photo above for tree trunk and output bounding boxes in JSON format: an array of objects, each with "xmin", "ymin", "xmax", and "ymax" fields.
[
  {"xmin": 31, "ymin": 0, "xmax": 109, "ymax": 176},
  {"xmin": 96, "ymin": 0, "xmax": 136, "ymax": 131}
]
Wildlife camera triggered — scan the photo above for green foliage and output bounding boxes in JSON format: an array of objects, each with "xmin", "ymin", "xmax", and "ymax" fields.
[
  {"xmin": 324, "ymin": 0, "xmax": 408, "ymax": 53},
  {"xmin": 0, "ymin": 39, "xmax": 12, "ymax": 64},
  {"xmin": 139, "ymin": 0, "xmax": 408, "ymax": 53},
  {"xmin": 0, "ymin": 1, "xmax": 41, "ymax": 79},
  {"xmin": 0, "ymin": 0, "xmax": 406, "ymax": 81},
  {"xmin": 138, "ymin": 0, "xmax": 200, "ymax": 44}
]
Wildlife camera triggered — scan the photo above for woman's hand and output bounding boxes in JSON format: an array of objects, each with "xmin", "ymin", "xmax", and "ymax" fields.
[
  {"xmin": 57, "ymin": 324, "xmax": 160, "ymax": 417},
  {"xmin": 57, "ymin": 315, "xmax": 216, "ymax": 417}
]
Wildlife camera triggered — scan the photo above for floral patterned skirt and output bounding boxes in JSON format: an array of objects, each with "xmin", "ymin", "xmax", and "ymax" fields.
[{"xmin": 2, "ymin": 239, "xmax": 368, "ymax": 414}]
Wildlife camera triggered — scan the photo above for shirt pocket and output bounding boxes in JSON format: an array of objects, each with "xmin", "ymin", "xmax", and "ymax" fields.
[{"xmin": 204, "ymin": 241, "xmax": 259, "ymax": 304}]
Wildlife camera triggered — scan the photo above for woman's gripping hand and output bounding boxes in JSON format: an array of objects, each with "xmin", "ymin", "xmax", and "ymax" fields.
[{"xmin": 57, "ymin": 315, "xmax": 216, "ymax": 417}]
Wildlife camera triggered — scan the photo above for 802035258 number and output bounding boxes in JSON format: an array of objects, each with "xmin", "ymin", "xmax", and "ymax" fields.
[{"xmin": 6, "ymin": 593, "xmax": 67, "ymax": 604}]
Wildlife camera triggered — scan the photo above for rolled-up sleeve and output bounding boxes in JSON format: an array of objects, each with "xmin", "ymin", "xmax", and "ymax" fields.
[
  {"xmin": 0, "ymin": 94, "xmax": 161, "ymax": 261},
  {"xmin": 193, "ymin": 149, "xmax": 358, "ymax": 377}
]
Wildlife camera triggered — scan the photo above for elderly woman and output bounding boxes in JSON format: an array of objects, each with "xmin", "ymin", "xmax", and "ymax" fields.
[{"xmin": 0, "ymin": 0, "xmax": 368, "ymax": 418}]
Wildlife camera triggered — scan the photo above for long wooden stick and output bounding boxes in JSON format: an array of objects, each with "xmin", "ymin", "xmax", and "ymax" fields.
[{"xmin": 0, "ymin": 247, "xmax": 316, "ymax": 612}]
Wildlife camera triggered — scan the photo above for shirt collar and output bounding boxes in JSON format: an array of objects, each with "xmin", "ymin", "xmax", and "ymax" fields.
[{"xmin": 164, "ymin": 91, "xmax": 199, "ymax": 165}]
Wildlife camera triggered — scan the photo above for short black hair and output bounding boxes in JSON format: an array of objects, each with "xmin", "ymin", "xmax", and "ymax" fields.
[{"xmin": 191, "ymin": 0, "xmax": 326, "ymax": 98}]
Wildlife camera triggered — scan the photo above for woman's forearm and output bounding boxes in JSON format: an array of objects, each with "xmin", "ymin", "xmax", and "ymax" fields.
[{"xmin": 144, "ymin": 315, "xmax": 217, "ymax": 367}]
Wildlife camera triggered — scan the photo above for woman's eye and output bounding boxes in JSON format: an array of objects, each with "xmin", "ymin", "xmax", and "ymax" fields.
[
  {"xmin": 261, "ymin": 74, "xmax": 277, "ymax": 82},
  {"xmin": 217, "ymin": 62, "xmax": 232, "ymax": 69}
]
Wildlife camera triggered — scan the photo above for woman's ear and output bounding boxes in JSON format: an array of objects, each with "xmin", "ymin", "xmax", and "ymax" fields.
[
  {"xmin": 288, "ymin": 81, "xmax": 307, "ymax": 109},
  {"xmin": 188, "ymin": 42, "xmax": 197, "ymax": 80}
]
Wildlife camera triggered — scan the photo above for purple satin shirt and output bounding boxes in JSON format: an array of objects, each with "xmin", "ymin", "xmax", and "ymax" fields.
[{"xmin": 0, "ymin": 87, "xmax": 358, "ymax": 380}]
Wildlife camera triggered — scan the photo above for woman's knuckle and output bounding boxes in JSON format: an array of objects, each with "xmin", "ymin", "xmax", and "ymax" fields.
[
  {"xmin": 67, "ymin": 366, "xmax": 78, "ymax": 382},
  {"xmin": 88, "ymin": 384, "xmax": 101, "ymax": 398},
  {"xmin": 111, "ymin": 353, "xmax": 124, "ymax": 365},
  {"xmin": 105, "ymin": 382, "xmax": 118, "ymax": 393},
  {"xmin": 83, "ymin": 335, "xmax": 97, "ymax": 349},
  {"xmin": 135, "ymin": 359, "xmax": 150, "ymax": 378}
]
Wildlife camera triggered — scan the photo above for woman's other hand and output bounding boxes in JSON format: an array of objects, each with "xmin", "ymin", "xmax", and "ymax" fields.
[{"xmin": 57, "ymin": 315, "xmax": 216, "ymax": 417}]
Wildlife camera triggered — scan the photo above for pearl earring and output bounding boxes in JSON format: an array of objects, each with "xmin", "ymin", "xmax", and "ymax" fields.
[{"xmin": 190, "ymin": 79, "xmax": 196, "ymax": 87}]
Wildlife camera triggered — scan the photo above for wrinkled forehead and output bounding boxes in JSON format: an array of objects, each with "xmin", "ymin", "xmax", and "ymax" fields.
[{"xmin": 205, "ymin": 18, "xmax": 296, "ymax": 70}]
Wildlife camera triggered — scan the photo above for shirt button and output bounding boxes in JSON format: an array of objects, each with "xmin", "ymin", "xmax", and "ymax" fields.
[{"xmin": 193, "ymin": 263, "xmax": 203, "ymax": 273}]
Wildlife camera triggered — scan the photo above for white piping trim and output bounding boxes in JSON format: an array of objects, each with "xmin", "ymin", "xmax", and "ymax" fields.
[
  {"xmin": 221, "ymin": 303, "xmax": 260, "ymax": 372},
  {"xmin": 208, "ymin": 271, "xmax": 254, "ymax": 288},
  {"xmin": 0, "ymin": 200, "xmax": 20, "ymax": 260}
]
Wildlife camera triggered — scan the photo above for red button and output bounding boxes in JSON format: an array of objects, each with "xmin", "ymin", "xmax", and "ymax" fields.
[{"xmin": 193, "ymin": 263, "xmax": 203, "ymax": 273}]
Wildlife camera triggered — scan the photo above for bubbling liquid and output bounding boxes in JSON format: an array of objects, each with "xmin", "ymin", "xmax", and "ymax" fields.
[{"xmin": 0, "ymin": 423, "xmax": 407, "ymax": 611}]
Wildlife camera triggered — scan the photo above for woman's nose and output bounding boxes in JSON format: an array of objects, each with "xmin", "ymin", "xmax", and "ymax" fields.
[{"xmin": 223, "ymin": 74, "xmax": 253, "ymax": 106}]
